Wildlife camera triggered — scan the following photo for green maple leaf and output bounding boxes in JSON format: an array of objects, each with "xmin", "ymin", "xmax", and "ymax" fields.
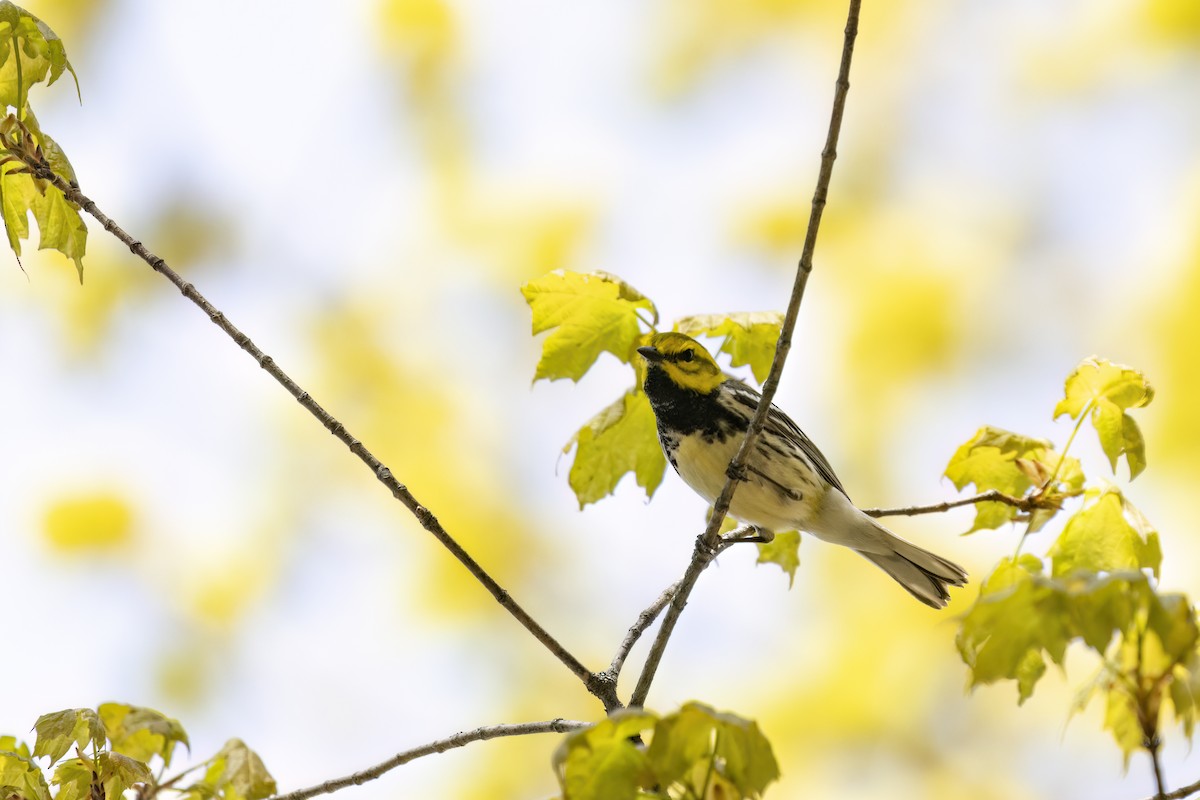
[
  {"xmin": 522, "ymin": 270, "xmax": 657, "ymax": 382},
  {"xmin": 676, "ymin": 311, "xmax": 783, "ymax": 383},
  {"xmin": 50, "ymin": 758, "xmax": 94, "ymax": 800},
  {"xmin": 1054, "ymin": 357, "xmax": 1154, "ymax": 480},
  {"xmin": 648, "ymin": 703, "xmax": 779, "ymax": 799},
  {"xmin": 32, "ymin": 709, "xmax": 105, "ymax": 766},
  {"xmin": 98, "ymin": 703, "xmax": 188, "ymax": 768},
  {"xmin": 755, "ymin": 531, "xmax": 801, "ymax": 588},
  {"xmin": 0, "ymin": 115, "xmax": 87, "ymax": 279},
  {"xmin": 0, "ymin": 749, "xmax": 51, "ymax": 800},
  {"xmin": 0, "ymin": 2, "xmax": 80, "ymax": 111},
  {"xmin": 564, "ymin": 389, "xmax": 666, "ymax": 507},
  {"xmin": 944, "ymin": 426, "xmax": 1082, "ymax": 533},
  {"xmin": 1048, "ymin": 489, "xmax": 1161, "ymax": 580},
  {"xmin": 956, "ymin": 555, "xmax": 1071, "ymax": 703},
  {"xmin": 199, "ymin": 739, "xmax": 276, "ymax": 800},
  {"xmin": 553, "ymin": 710, "xmax": 657, "ymax": 800}
]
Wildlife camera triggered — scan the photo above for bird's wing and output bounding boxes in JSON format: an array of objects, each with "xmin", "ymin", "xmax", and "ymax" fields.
[{"xmin": 724, "ymin": 379, "xmax": 849, "ymax": 498}]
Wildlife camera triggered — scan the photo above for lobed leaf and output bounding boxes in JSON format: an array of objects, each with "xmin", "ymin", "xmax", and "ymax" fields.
[
  {"xmin": 32, "ymin": 708, "xmax": 105, "ymax": 765},
  {"xmin": 522, "ymin": 270, "xmax": 656, "ymax": 382},
  {"xmin": 944, "ymin": 426, "xmax": 1082, "ymax": 533},
  {"xmin": 98, "ymin": 703, "xmax": 188, "ymax": 768},
  {"xmin": 675, "ymin": 312, "xmax": 783, "ymax": 383},
  {"xmin": 0, "ymin": 134, "xmax": 87, "ymax": 279},
  {"xmin": 647, "ymin": 703, "xmax": 779, "ymax": 799},
  {"xmin": 755, "ymin": 531, "xmax": 801, "ymax": 588},
  {"xmin": 1048, "ymin": 489, "xmax": 1161, "ymax": 580},
  {"xmin": 198, "ymin": 739, "xmax": 277, "ymax": 800},
  {"xmin": 0, "ymin": 2, "xmax": 80, "ymax": 111},
  {"xmin": 957, "ymin": 557, "xmax": 1155, "ymax": 703},
  {"xmin": 50, "ymin": 757, "xmax": 93, "ymax": 800},
  {"xmin": 564, "ymin": 389, "xmax": 666, "ymax": 507},
  {"xmin": 0, "ymin": 749, "xmax": 51, "ymax": 800},
  {"xmin": 553, "ymin": 711, "xmax": 657, "ymax": 800},
  {"xmin": 1054, "ymin": 357, "xmax": 1154, "ymax": 480},
  {"xmin": 97, "ymin": 752, "xmax": 152, "ymax": 800}
]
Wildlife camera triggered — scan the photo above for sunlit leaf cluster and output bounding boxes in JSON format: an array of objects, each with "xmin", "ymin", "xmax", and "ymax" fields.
[
  {"xmin": 949, "ymin": 358, "xmax": 1198, "ymax": 761},
  {"xmin": 553, "ymin": 703, "xmax": 779, "ymax": 800},
  {"xmin": 0, "ymin": 1, "xmax": 86, "ymax": 278},
  {"xmin": 523, "ymin": 269, "xmax": 800, "ymax": 580},
  {"xmin": 0, "ymin": 705, "xmax": 274, "ymax": 800},
  {"xmin": 523, "ymin": 270, "xmax": 782, "ymax": 507}
]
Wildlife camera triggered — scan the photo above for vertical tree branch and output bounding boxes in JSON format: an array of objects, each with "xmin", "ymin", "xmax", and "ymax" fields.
[
  {"xmin": 18, "ymin": 158, "xmax": 600, "ymax": 700},
  {"xmin": 630, "ymin": 0, "xmax": 862, "ymax": 709}
]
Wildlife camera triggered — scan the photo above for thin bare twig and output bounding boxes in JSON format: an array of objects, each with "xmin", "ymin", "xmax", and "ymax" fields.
[
  {"xmin": 1140, "ymin": 776, "xmax": 1200, "ymax": 800},
  {"xmin": 862, "ymin": 489, "xmax": 1050, "ymax": 519},
  {"xmin": 15, "ymin": 155, "xmax": 601, "ymax": 702},
  {"xmin": 608, "ymin": 581, "xmax": 680, "ymax": 678},
  {"xmin": 629, "ymin": 0, "xmax": 862, "ymax": 709},
  {"xmin": 267, "ymin": 719, "xmax": 588, "ymax": 800}
]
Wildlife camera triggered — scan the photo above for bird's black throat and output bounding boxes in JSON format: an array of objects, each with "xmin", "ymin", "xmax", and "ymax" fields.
[{"xmin": 642, "ymin": 366, "xmax": 742, "ymax": 443}]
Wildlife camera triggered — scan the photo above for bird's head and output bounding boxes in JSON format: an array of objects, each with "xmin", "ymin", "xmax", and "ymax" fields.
[{"xmin": 637, "ymin": 332, "xmax": 725, "ymax": 395}]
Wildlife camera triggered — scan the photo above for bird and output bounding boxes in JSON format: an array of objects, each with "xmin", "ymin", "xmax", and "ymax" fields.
[{"xmin": 637, "ymin": 331, "xmax": 967, "ymax": 608}]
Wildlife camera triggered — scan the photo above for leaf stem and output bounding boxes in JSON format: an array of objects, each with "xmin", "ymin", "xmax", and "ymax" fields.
[
  {"xmin": 13, "ymin": 32, "xmax": 24, "ymax": 119},
  {"xmin": 629, "ymin": 0, "xmax": 863, "ymax": 708}
]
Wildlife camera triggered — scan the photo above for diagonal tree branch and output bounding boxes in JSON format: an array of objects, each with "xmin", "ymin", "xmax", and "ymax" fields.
[
  {"xmin": 14, "ymin": 153, "xmax": 603, "ymax": 703},
  {"xmin": 266, "ymin": 719, "xmax": 588, "ymax": 800},
  {"xmin": 630, "ymin": 0, "xmax": 863, "ymax": 709}
]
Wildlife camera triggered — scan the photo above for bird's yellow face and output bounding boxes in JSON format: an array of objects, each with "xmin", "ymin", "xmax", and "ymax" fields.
[{"xmin": 638, "ymin": 332, "xmax": 725, "ymax": 394}]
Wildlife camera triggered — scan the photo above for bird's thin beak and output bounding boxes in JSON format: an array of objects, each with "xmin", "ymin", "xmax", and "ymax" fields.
[{"xmin": 637, "ymin": 345, "xmax": 663, "ymax": 363}]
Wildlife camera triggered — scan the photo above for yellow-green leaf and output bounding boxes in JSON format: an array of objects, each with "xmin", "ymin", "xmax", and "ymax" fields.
[
  {"xmin": 1048, "ymin": 489, "xmax": 1161, "ymax": 579},
  {"xmin": 944, "ymin": 426, "xmax": 1081, "ymax": 533},
  {"xmin": 755, "ymin": 531, "xmax": 800, "ymax": 588},
  {"xmin": 97, "ymin": 752, "xmax": 152, "ymax": 800},
  {"xmin": 648, "ymin": 703, "xmax": 779, "ymax": 799},
  {"xmin": 201, "ymin": 739, "xmax": 276, "ymax": 800},
  {"xmin": 1054, "ymin": 357, "xmax": 1153, "ymax": 480},
  {"xmin": 553, "ymin": 711, "xmax": 657, "ymax": 800},
  {"xmin": 956, "ymin": 555, "xmax": 1072, "ymax": 701},
  {"xmin": 0, "ymin": 749, "xmax": 51, "ymax": 800},
  {"xmin": 1103, "ymin": 687, "xmax": 1144, "ymax": 765},
  {"xmin": 32, "ymin": 709, "xmax": 105, "ymax": 765},
  {"xmin": 98, "ymin": 703, "xmax": 188, "ymax": 768},
  {"xmin": 0, "ymin": 156, "xmax": 87, "ymax": 278},
  {"xmin": 564, "ymin": 389, "xmax": 666, "ymax": 507},
  {"xmin": 0, "ymin": 2, "xmax": 80, "ymax": 111},
  {"xmin": 676, "ymin": 311, "xmax": 783, "ymax": 383},
  {"xmin": 50, "ymin": 758, "xmax": 94, "ymax": 800},
  {"xmin": 521, "ymin": 270, "xmax": 656, "ymax": 382}
]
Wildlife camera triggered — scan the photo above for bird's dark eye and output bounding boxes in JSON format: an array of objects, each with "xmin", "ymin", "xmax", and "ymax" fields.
[{"xmin": 678, "ymin": 349, "xmax": 695, "ymax": 363}]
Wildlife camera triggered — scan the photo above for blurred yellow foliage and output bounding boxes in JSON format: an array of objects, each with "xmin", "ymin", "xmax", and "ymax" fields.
[
  {"xmin": 310, "ymin": 303, "xmax": 544, "ymax": 615},
  {"xmin": 650, "ymin": 0, "xmax": 910, "ymax": 96},
  {"xmin": 42, "ymin": 492, "xmax": 134, "ymax": 552},
  {"xmin": 185, "ymin": 549, "xmax": 274, "ymax": 628},
  {"xmin": 1144, "ymin": 0, "xmax": 1200, "ymax": 43},
  {"xmin": 1152, "ymin": 232, "xmax": 1200, "ymax": 474},
  {"xmin": 379, "ymin": 0, "xmax": 458, "ymax": 86}
]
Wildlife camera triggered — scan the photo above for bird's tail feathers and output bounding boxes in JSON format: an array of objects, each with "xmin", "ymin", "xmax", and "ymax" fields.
[{"xmin": 858, "ymin": 519, "xmax": 968, "ymax": 610}]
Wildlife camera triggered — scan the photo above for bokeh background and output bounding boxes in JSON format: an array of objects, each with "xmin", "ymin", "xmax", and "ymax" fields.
[{"xmin": 2, "ymin": 0, "xmax": 1199, "ymax": 797}]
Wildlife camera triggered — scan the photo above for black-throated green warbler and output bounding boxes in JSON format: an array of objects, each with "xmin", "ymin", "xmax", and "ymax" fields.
[{"xmin": 638, "ymin": 332, "xmax": 967, "ymax": 608}]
